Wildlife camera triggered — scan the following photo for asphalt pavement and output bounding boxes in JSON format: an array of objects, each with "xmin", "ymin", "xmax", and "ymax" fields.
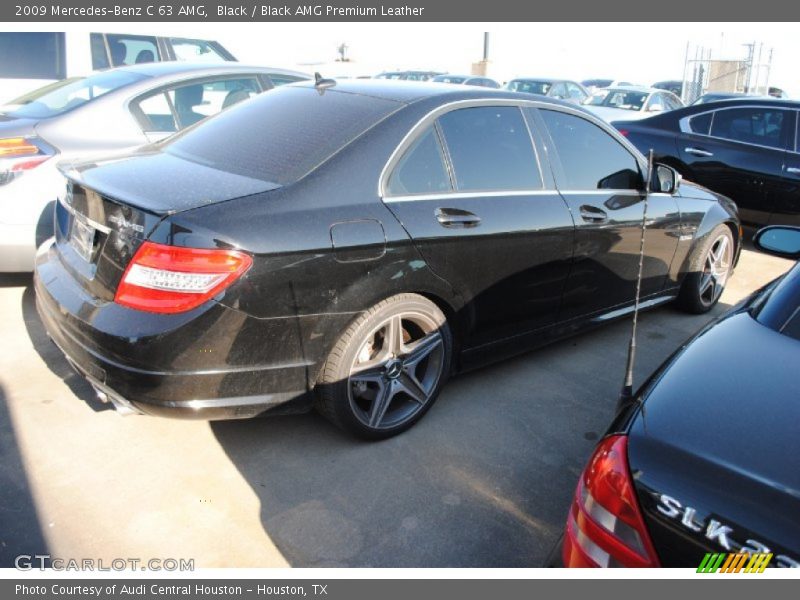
[{"xmin": 0, "ymin": 246, "xmax": 793, "ymax": 568}]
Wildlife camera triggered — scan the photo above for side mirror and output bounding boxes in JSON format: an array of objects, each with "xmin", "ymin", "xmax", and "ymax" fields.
[
  {"xmin": 650, "ymin": 164, "xmax": 680, "ymax": 194},
  {"xmin": 753, "ymin": 226, "xmax": 800, "ymax": 260}
]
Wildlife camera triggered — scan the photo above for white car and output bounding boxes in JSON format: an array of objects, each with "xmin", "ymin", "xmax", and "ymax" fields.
[
  {"xmin": 0, "ymin": 62, "xmax": 308, "ymax": 272},
  {"xmin": 582, "ymin": 86, "xmax": 684, "ymax": 123}
]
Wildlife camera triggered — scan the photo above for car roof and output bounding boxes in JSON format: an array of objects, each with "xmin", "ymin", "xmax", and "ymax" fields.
[
  {"xmin": 112, "ymin": 61, "xmax": 309, "ymax": 80},
  {"xmin": 288, "ymin": 77, "xmax": 584, "ymax": 108},
  {"xmin": 688, "ymin": 96, "xmax": 800, "ymax": 110}
]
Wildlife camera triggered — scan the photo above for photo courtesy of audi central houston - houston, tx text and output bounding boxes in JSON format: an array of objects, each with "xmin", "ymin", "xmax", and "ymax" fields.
[{"xmin": 0, "ymin": 2, "xmax": 798, "ymax": 587}]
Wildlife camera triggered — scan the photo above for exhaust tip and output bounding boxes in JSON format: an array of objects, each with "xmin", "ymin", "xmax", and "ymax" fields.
[{"xmin": 91, "ymin": 384, "xmax": 141, "ymax": 417}]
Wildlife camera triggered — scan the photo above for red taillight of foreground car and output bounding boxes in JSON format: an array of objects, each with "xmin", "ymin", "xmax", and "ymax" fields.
[
  {"xmin": 562, "ymin": 435, "xmax": 660, "ymax": 567},
  {"xmin": 115, "ymin": 241, "xmax": 252, "ymax": 314}
]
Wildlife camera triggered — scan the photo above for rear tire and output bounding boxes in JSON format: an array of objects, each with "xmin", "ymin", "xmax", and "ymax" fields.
[
  {"xmin": 676, "ymin": 224, "xmax": 734, "ymax": 314},
  {"xmin": 314, "ymin": 293, "xmax": 452, "ymax": 440}
]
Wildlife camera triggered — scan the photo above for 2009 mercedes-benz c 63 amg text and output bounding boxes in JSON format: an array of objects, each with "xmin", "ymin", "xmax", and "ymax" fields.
[{"xmin": 35, "ymin": 79, "xmax": 740, "ymax": 438}]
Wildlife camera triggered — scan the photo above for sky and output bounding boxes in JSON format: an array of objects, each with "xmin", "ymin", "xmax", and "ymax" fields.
[{"xmin": 12, "ymin": 22, "xmax": 800, "ymax": 97}]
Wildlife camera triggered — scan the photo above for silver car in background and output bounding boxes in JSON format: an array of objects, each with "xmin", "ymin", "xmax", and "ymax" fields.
[
  {"xmin": 0, "ymin": 62, "xmax": 309, "ymax": 272},
  {"xmin": 582, "ymin": 85, "xmax": 684, "ymax": 123}
]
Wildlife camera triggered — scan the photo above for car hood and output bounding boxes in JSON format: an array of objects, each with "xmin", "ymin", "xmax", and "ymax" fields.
[
  {"xmin": 626, "ymin": 309, "xmax": 800, "ymax": 564},
  {"xmin": 59, "ymin": 149, "xmax": 281, "ymax": 216}
]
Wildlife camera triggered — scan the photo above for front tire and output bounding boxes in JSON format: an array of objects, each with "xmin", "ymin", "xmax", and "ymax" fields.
[
  {"xmin": 315, "ymin": 293, "xmax": 452, "ymax": 439},
  {"xmin": 676, "ymin": 224, "xmax": 734, "ymax": 314}
]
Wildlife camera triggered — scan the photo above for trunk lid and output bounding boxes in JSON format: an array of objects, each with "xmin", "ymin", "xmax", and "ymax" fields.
[
  {"xmin": 626, "ymin": 312, "xmax": 800, "ymax": 567},
  {"xmin": 54, "ymin": 150, "xmax": 279, "ymax": 301}
]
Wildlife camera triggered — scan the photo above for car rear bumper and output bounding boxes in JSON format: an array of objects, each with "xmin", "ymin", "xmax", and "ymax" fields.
[{"xmin": 34, "ymin": 241, "xmax": 312, "ymax": 419}]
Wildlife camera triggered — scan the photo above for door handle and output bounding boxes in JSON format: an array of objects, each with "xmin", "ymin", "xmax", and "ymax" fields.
[
  {"xmin": 685, "ymin": 147, "xmax": 714, "ymax": 157},
  {"xmin": 579, "ymin": 205, "xmax": 608, "ymax": 223},
  {"xmin": 435, "ymin": 208, "xmax": 481, "ymax": 228},
  {"xmin": 786, "ymin": 167, "xmax": 800, "ymax": 175}
]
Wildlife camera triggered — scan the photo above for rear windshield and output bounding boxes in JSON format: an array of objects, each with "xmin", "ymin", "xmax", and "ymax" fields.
[
  {"xmin": 5, "ymin": 70, "xmax": 147, "ymax": 118},
  {"xmin": 164, "ymin": 85, "xmax": 402, "ymax": 186}
]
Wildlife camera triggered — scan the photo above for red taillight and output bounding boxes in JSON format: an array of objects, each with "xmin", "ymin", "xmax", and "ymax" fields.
[
  {"xmin": 618, "ymin": 129, "xmax": 630, "ymax": 137},
  {"xmin": 115, "ymin": 241, "xmax": 252, "ymax": 314},
  {"xmin": 562, "ymin": 435, "xmax": 660, "ymax": 568}
]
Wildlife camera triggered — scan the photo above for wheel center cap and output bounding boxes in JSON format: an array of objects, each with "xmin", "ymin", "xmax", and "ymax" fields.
[{"xmin": 385, "ymin": 359, "xmax": 403, "ymax": 379}]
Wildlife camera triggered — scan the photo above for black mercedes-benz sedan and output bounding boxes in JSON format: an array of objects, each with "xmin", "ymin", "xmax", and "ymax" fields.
[
  {"xmin": 560, "ymin": 225, "xmax": 800, "ymax": 568},
  {"xmin": 35, "ymin": 79, "xmax": 740, "ymax": 438},
  {"xmin": 613, "ymin": 98, "xmax": 800, "ymax": 228}
]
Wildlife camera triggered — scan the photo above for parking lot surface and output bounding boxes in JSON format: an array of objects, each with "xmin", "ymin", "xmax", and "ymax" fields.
[{"xmin": 0, "ymin": 246, "xmax": 793, "ymax": 568}]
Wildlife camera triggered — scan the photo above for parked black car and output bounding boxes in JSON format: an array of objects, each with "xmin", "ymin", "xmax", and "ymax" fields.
[
  {"xmin": 614, "ymin": 98, "xmax": 800, "ymax": 228},
  {"xmin": 560, "ymin": 225, "xmax": 800, "ymax": 568},
  {"xmin": 35, "ymin": 80, "xmax": 739, "ymax": 439}
]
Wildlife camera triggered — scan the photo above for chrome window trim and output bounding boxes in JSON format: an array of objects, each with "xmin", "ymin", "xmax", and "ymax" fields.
[
  {"xmin": 379, "ymin": 98, "xmax": 550, "ymax": 198},
  {"xmin": 384, "ymin": 189, "xmax": 557, "ymax": 203},
  {"xmin": 678, "ymin": 104, "xmax": 794, "ymax": 152},
  {"xmin": 379, "ymin": 98, "xmax": 648, "ymax": 200},
  {"xmin": 536, "ymin": 106, "xmax": 648, "ymax": 192}
]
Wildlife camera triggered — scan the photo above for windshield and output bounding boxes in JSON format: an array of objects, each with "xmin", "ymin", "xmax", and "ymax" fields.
[
  {"xmin": 4, "ymin": 71, "xmax": 148, "ymax": 118},
  {"xmin": 507, "ymin": 80, "xmax": 551, "ymax": 95},
  {"xmin": 586, "ymin": 89, "xmax": 649, "ymax": 111},
  {"xmin": 164, "ymin": 85, "xmax": 402, "ymax": 186}
]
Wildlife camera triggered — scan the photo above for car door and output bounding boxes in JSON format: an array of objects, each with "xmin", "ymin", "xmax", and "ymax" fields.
[
  {"xmin": 382, "ymin": 103, "xmax": 575, "ymax": 349},
  {"xmin": 131, "ymin": 75, "xmax": 264, "ymax": 143},
  {"xmin": 678, "ymin": 105, "xmax": 793, "ymax": 226},
  {"xmin": 535, "ymin": 107, "xmax": 681, "ymax": 320},
  {"xmin": 771, "ymin": 109, "xmax": 800, "ymax": 226}
]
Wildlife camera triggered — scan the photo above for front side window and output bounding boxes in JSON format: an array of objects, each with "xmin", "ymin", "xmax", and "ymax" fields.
[
  {"xmin": 437, "ymin": 106, "xmax": 542, "ymax": 192},
  {"xmin": 386, "ymin": 127, "xmax": 451, "ymax": 195},
  {"xmin": 541, "ymin": 109, "xmax": 642, "ymax": 190},
  {"xmin": 709, "ymin": 107, "xmax": 789, "ymax": 150}
]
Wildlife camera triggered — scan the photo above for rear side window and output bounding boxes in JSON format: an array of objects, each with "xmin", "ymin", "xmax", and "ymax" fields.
[
  {"xmin": 688, "ymin": 112, "xmax": 712, "ymax": 134},
  {"xmin": 710, "ymin": 107, "xmax": 788, "ymax": 149},
  {"xmin": 0, "ymin": 33, "xmax": 66, "ymax": 79},
  {"xmin": 165, "ymin": 86, "xmax": 401, "ymax": 186},
  {"xmin": 541, "ymin": 109, "xmax": 642, "ymax": 190},
  {"xmin": 437, "ymin": 106, "xmax": 542, "ymax": 192},
  {"xmin": 387, "ymin": 127, "xmax": 451, "ymax": 195}
]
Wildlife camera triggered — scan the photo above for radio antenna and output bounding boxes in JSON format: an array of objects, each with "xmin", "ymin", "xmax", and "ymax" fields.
[{"xmin": 618, "ymin": 149, "xmax": 654, "ymax": 408}]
